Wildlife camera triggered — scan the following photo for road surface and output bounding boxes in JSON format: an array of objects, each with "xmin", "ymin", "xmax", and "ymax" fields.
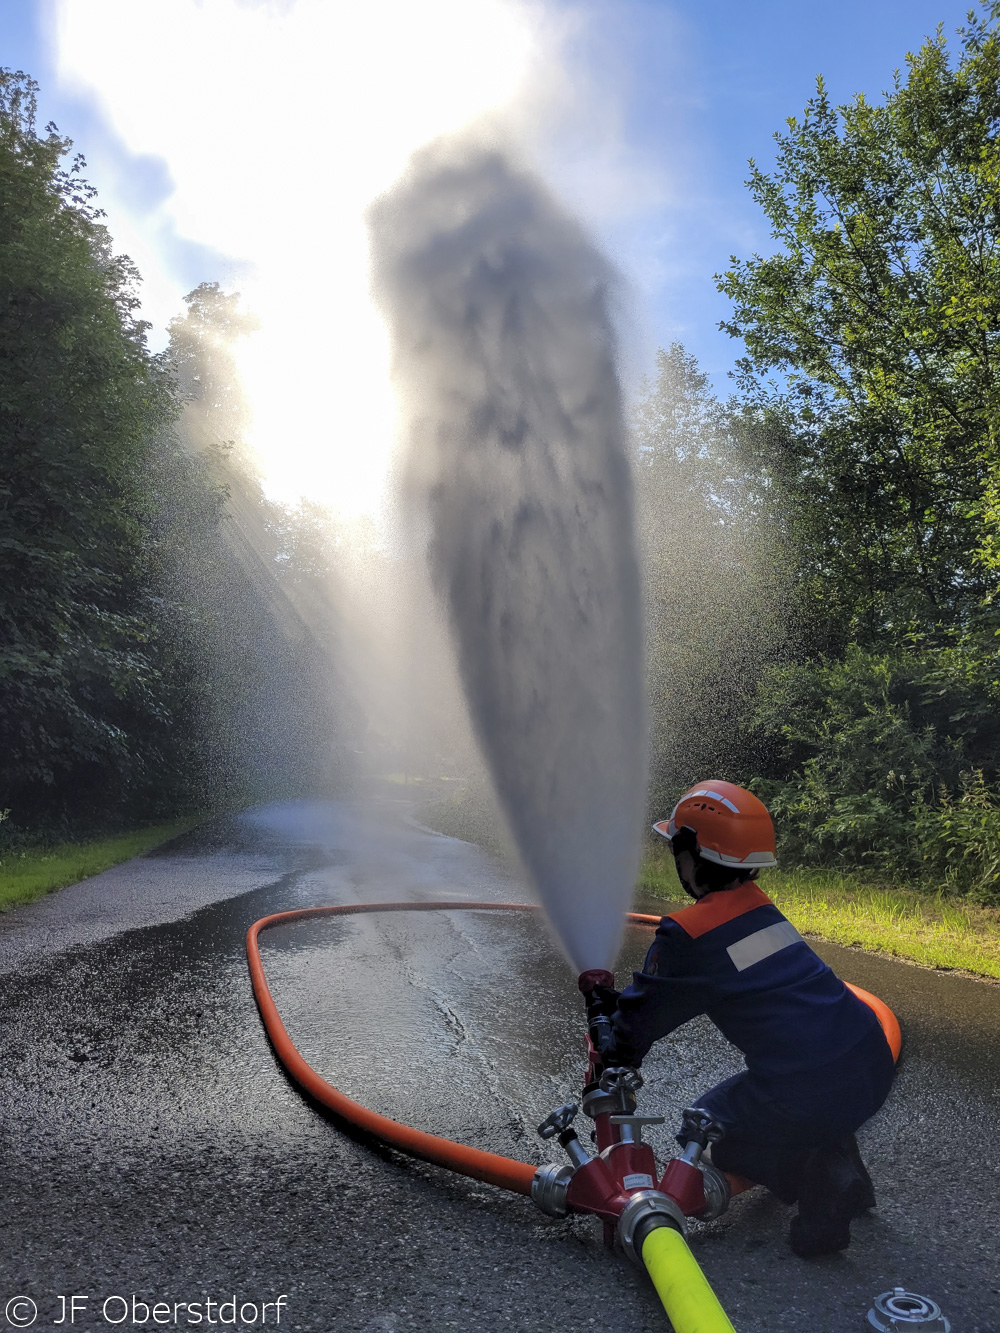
[{"xmin": 0, "ymin": 797, "xmax": 996, "ymax": 1332}]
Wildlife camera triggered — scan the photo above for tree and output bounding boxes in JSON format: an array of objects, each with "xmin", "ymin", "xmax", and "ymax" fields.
[
  {"xmin": 157, "ymin": 283, "xmax": 353, "ymax": 803},
  {"xmin": 633, "ymin": 345, "xmax": 788, "ymax": 810},
  {"xmin": 752, "ymin": 639, "xmax": 1000, "ymax": 890},
  {"xmin": 714, "ymin": 9, "xmax": 1000, "ymax": 890},
  {"xmin": 718, "ymin": 2, "xmax": 1000, "ymax": 648},
  {"xmin": 0, "ymin": 68, "xmax": 174, "ymax": 831},
  {"xmin": 0, "ymin": 67, "xmax": 351, "ymax": 838}
]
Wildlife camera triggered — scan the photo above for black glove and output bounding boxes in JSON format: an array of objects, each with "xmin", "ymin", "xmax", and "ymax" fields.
[
  {"xmin": 599, "ymin": 1039, "xmax": 643, "ymax": 1071},
  {"xmin": 581, "ymin": 981, "xmax": 620, "ymax": 1059},
  {"xmin": 586, "ymin": 983, "xmax": 621, "ymax": 1022}
]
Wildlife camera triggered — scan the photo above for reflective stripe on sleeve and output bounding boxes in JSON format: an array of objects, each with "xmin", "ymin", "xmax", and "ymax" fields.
[{"xmin": 726, "ymin": 920, "xmax": 804, "ymax": 972}]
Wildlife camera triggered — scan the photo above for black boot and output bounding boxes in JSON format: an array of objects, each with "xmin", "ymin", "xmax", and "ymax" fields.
[
  {"xmin": 788, "ymin": 1136, "xmax": 876, "ymax": 1258},
  {"xmin": 842, "ymin": 1133, "xmax": 876, "ymax": 1213}
]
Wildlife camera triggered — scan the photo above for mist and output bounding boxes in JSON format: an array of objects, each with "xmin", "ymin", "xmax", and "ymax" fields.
[
  {"xmin": 369, "ymin": 138, "xmax": 647, "ymax": 974},
  {"xmin": 50, "ymin": 0, "xmax": 544, "ymax": 516}
]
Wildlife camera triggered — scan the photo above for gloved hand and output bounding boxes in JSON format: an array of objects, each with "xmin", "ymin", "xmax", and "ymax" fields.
[
  {"xmin": 598, "ymin": 1021, "xmax": 645, "ymax": 1070},
  {"xmin": 578, "ymin": 973, "xmax": 620, "ymax": 1082},
  {"xmin": 599, "ymin": 1039, "xmax": 640, "ymax": 1068},
  {"xmin": 586, "ymin": 1032, "xmax": 643, "ymax": 1083},
  {"xmin": 581, "ymin": 982, "xmax": 620, "ymax": 1065},
  {"xmin": 587, "ymin": 983, "xmax": 621, "ymax": 1022}
]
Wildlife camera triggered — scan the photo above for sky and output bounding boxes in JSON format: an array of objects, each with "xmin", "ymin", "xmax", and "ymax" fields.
[{"xmin": 0, "ymin": 0, "xmax": 986, "ymax": 507}]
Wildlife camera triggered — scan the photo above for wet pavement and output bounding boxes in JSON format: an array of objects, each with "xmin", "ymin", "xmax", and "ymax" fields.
[{"xmin": 0, "ymin": 797, "xmax": 997, "ymax": 1333}]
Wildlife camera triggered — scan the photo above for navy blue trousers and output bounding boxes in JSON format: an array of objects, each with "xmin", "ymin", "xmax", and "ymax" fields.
[{"xmin": 694, "ymin": 1025, "xmax": 896, "ymax": 1197}]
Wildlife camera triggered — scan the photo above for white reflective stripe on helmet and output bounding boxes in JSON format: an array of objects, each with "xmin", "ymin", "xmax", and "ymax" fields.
[
  {"xmin": 691, "ymin": 789, "xmax": 740, "ymax": 814},
  {"xmin": 699, "ymin": 846, "xmax": 777, "ymax": 869},
  {"xmin": 679, "ymin": 788, "xmax": 742, "ymax": 814}
]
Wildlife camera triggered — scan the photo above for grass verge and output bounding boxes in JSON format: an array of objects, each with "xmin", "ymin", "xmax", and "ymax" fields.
[
  {"xmin": 0, "ymin": 816, "xmax": 205, "ymax": 913},
  {"xmin": 639, "ymin": 847, "xmax": 1000, "ymax": 981}
]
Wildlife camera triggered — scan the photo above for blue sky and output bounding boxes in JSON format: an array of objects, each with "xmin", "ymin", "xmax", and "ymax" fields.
[
  {"xmin": 0, "ymin": 0, "xmax": 987, "ymax": 391},
  {"xmin": 562, "ymin": 0, "xmax": 986, "ymax": 388}
]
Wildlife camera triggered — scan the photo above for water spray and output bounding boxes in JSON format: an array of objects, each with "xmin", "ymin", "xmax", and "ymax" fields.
[
  {"xmin": 368, "ymin": 134, "xmax": 646, "ymax": 977},
  {"xmin": 269, "ymin": 135, "xmax": 909, "ymax": 1328},
  {"xmin": 244, "ymin": 135, "xmax": 906, "ymax": 1328}
]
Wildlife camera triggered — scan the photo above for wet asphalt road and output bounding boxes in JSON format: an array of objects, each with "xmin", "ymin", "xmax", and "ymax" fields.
[{"xmin": 0, "ymin": 798, "xmax": 997, "ymax": 1333}]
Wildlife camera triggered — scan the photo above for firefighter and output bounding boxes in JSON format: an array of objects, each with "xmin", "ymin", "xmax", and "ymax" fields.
[{"xmin": 599, "ymin": 781, "xmax": 896, "ymax": 1258}]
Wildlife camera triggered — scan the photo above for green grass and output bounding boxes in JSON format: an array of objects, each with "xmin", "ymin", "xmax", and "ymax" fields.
[
  {"xmin": 0, "ymin": 817, "xmax": 204, "ymax": 912},
  {"xmin": 639, "ymin": 847, "xmax": 1000, "ymax": 981}
]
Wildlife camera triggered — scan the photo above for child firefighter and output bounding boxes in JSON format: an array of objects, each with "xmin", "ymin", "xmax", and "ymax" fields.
[{"xmin": 597, "ymin": 781, "xmax": 895, "ymax": 1257}]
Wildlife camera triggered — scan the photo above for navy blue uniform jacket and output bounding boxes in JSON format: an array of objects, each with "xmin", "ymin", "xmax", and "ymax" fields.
[{"xmin": 611, "ymin": 884, "xmax": 883, "ymax": 1079}]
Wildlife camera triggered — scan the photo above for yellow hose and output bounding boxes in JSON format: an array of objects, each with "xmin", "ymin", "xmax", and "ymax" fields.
[{"xmin": 640, "ymin": 1225, "xmax": 737, "ymax": 1333}]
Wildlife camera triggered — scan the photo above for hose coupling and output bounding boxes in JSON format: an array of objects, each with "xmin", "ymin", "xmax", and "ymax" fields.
[
  {"xmin": 698, "ymin": 1162, "xmax": 731, "ymax": 1221},
  {"xmin": 581, "ymin": 1083, "xmax": 637, "ymax": 1121},
  {"xmin": 531, "ymin": 1163, "xmax": 574, "ymax": 1218},
  {"xmin": 616, "ymin": 1189, "xmax": 687, "ymax": 1266},
  {"xmin": 868, "ymin": 1290, "xmax": 950, "ymax": 1331}
]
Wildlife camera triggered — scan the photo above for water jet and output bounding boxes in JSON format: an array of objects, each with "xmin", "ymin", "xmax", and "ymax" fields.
[{"xmin": 245, "ymin": 135, "xmax": 903, "ymax": 1331}]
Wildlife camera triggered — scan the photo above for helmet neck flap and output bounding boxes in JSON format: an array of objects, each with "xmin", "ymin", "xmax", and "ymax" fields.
[{"xmin": 670, "ymin": 826, "xmax": 757, "ymax": 901}]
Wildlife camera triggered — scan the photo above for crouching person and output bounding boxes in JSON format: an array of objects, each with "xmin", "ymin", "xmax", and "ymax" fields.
[{"xmin": 600, "ymin": 781, "xmax": 896, "ymax": 1258}]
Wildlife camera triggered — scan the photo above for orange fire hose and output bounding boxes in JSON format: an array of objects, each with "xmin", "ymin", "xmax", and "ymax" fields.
[
  {"xmin": 845, "ymin": 983, "xmax": 902, "ymax": 1061},
  {"xmin": 246, "ymin": 901, "xmax": 900, "ymax": 1199},
  {"xmin": 247, "ymin": 901, "xmax": 539, "ymax": 1194}
]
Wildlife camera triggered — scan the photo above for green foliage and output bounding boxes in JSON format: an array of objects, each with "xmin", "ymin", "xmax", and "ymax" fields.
[
  {"xmin": 718, "ymin": 3, "xmax": 1000, "ymax": 648},
  {"xmin": 634, "ymin": 345, "xmax": 789, "ymax": 811},
  {"xmin": 701, "ymin": 7, "xmax": 1000, "ymax": 901},
  {"xmin": 917, "ymin": 770, "xmax": 1000, "ymax": 901},
  {"xmin": 0, "ymin": 818, "xmax": 202, "ymax": 911},
  {"xmin": 0, "ymin": 70, "xmax": 352, "ymax": 843},
  {"xmin": 0, "ymin": 69, "xmax": 174, "ymax": 826},
  {"xmin": 751, "ymin": 639, "xmax": 1000, "ymax": 898}
]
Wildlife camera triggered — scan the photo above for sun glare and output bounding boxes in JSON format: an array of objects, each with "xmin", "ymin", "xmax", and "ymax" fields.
[{"xmin": 50, "ymin": 0, "xmax": 539, "ymax": 516}]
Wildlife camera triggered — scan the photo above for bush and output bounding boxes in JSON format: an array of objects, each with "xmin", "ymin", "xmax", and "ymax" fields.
[
  {"xmin": 752, "ymin": 638, "xmax": 1000, "ymax": 897},
  {"xmin": 917, "ymin": 772, "xmax": 1000, "ymax": 904}
]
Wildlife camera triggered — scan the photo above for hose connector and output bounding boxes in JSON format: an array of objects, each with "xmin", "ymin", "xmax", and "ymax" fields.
[
  {"xmin": 868, "ymin": 1290, "xmax": 950, "ymax": 1331},
  {"xmin": 698, "ymin": 1163, "xmax": 731, "ymax": 1221},
  {"xmin": 531, "ymin": 1163, "xmax": 574, "ymax": 1218},
  {"xmin": 579, "ymin": 969, "xmax": 618, "ymax": 1064},
  {"xmin": 616, "ymin": 1189, "xmax": 687, "ymax": 1266}
]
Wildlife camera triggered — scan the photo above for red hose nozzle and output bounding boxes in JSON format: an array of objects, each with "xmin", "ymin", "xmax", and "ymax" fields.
[{"xmin": 578, "ymin": 968, "xmax": 615, "ymax": 992}]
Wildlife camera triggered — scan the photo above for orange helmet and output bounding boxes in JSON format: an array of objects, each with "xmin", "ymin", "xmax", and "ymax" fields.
[{"xmin": 653, "ymin": 780, "xmax": 777, "ymax": 869}]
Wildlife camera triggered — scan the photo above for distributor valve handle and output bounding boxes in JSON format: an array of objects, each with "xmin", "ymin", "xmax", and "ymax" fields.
[
  {"xmin": 679, "ymin": 1107, "xmax": 723, "ymax": 1148},
  {"xmin": 599, "ymin": 1067, "xmax": 644, "ymax": 1097},
  {"xmin": 537, "ymin": 1103, "xmax": 579, "ymax": 1140}
]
